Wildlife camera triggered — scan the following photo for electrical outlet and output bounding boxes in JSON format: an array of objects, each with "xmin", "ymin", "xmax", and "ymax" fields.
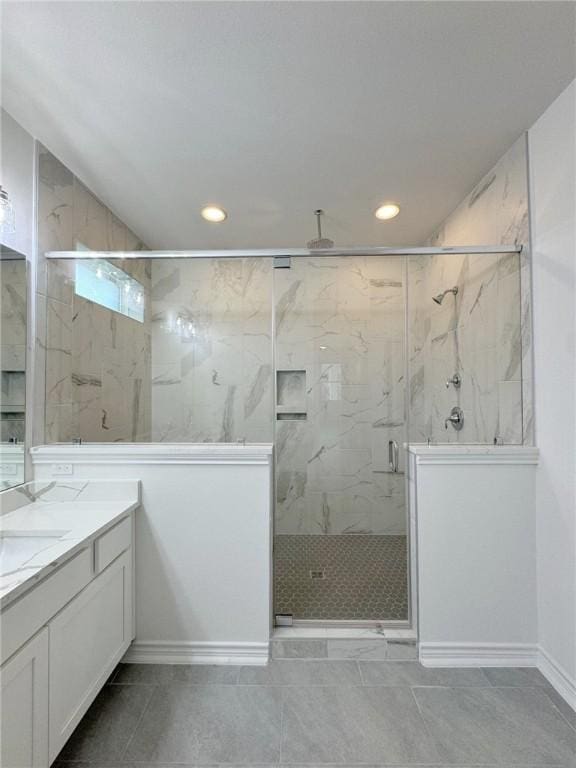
[{"xmin": 51, "ymin": 463, "xmax": 73, "ymax": 476}]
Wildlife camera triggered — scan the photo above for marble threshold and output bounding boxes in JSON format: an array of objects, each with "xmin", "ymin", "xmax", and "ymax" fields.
[{"xmin": 273, "ymin": 627, "xmax": 417, "ymax": 640}]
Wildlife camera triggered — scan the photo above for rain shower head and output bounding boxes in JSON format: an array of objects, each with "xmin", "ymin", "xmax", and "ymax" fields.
[
  {"xmin": 307, "ymin": 209, "xmax": 334, "ymax": 249},
  {"xmin": 432, "ymin": 286, "xmax": 459, "ymax": 305}
]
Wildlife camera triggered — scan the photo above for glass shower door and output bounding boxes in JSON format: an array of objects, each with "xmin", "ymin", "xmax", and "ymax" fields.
[{"xmin": 273, "ymin": 254, "xmax": 409, "ymax": 624}]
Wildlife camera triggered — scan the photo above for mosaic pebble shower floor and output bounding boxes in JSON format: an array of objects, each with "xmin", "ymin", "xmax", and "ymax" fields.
[{"xmin": 274, "ymin": 534, "xmax": 408, "ymax": 621}]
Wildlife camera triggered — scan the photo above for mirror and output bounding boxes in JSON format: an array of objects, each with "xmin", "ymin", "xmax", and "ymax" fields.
[{"xmin": 0, "ymin": 246, "xmax": 27, "ymax": 489}]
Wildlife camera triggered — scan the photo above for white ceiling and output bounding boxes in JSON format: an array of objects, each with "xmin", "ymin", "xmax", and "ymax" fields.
[{"xmin": 2, "ymin": 1, "xmax": 575, "ymax": 250}]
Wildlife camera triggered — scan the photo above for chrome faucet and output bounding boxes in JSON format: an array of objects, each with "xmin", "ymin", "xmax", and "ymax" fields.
[
  {"xmin": 446, "ymin": 372, "xmax": 461, "ymax": 389},
  {"xmin": 445, "ymin": 406, "xmax": 464, "ymax": 431}
]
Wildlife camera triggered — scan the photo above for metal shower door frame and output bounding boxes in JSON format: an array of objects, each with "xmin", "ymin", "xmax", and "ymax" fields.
[{"xmin": 45, "ymin": 244, "xmax": 522, "ymax": 632}]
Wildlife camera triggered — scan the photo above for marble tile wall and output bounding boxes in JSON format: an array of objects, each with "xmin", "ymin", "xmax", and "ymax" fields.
[
  {"xmin": 37, "ymin": 144, "xmax": 151, "ymax": 444},
  {"xmin": 409, "ymin": 135, "xmax": 530, "ymax": 445},
  {"xmin": 274, "ymin": 256, "xmax": 407, "ymax": 536},
  {"xmin": 1, "ymin": 259, "xmax": 27, "ymax": 449},
  {"xmin": 149, "ymin": 257, "xmax": 274, "ymax": 443}
]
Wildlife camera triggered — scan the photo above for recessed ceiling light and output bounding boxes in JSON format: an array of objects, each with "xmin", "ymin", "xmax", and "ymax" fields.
[
  {"xmin": 375, "ymin": 203, "xmax": 400, "ymax": 221},
  {"xmin": 201, "ymin": 205, "xmax": 227, "ymax": 223}
]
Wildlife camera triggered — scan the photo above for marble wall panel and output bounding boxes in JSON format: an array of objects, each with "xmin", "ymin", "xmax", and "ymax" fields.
[
  {"xmin": 409, "ymin": 134, "xmax": 530, "ymax": 445},
  {"xmin": 274, "ymin": 256, "xmax": 407, "ymax": 536},
  {"xmin": 150, "ymin": 257, "xmax": 274, "ymax": 443},
  {"xmin": 37, "ymin": 145, "xmax": 151, "ymax": 444}
]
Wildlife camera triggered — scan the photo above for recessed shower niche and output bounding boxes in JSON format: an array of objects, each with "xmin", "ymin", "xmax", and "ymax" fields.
[{"xmin": 276, "ymin": 370, "xmax": 307, "ymax": 420}]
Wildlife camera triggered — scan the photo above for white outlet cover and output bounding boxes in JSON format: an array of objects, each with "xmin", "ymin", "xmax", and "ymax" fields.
[{"xmin": 51, "ymin": 463, "xmax": 73, "ymax": 475}]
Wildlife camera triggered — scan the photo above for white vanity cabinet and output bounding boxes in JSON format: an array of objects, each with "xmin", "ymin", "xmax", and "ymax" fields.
[
  {"xmin": 0, "ymin": 512, "xmax": 135, "ymax": 767},
  {"xmin": 48, "ymin": 548, "xmax": 133, "ymax": 762},
  {"xmin": 0, "ymin": 628, "xmax": 49, "ymax": 768}
]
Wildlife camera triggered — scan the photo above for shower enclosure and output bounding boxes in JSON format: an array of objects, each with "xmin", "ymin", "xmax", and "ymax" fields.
[
  {"xmin": 42, "ymin": 245, "xmax": 525, "ymax": 628},
  {"xmin": 273, "ymin": 255, "xmax": 408, "ymax": 623}
]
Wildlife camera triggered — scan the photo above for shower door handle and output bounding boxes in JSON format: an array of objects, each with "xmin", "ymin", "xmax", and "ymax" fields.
[{"xmin": 388, "ymin": 440, "xmax": 399, "ymax": 473}]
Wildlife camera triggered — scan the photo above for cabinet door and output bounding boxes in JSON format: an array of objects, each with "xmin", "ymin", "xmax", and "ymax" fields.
[
  {"xmin": 1, "ymin": 628, "xmax": 49, "ymax": 768},
  {"xmin": 48, "ymin": 549, "xmax": 132, "ymax": 763}
]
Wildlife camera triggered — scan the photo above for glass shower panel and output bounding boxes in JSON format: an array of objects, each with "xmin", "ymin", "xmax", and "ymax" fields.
[
  {"xmin": 149, "ymin": 257, "xmax": 273, "ymax": 443},
  {"xmin": 407, "ymin": 250, "xmax": 523, "ymax": 444},
  {"xmin": 43, "ymin": 256, "xmax": 274, "ymax": 444},
  {"xmin": 273, "ymin": 255, "xmax": 409, "ymax": 623},
  {"xmin": 43, "ymin": 257, "xmax": 153, "ymax": 443}
]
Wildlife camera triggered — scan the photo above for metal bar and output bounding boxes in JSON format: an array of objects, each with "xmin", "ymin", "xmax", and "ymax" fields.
[{"xmin": 44, "ymin": 244, "xmax": 523, "ymax": 260}]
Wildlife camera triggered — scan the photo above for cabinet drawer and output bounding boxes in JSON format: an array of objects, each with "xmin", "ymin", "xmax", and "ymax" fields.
[
  {"xmin": 94, "ymin": 516, "xmax": 131, "ymax": 573},
  {"xmin": 1, "ymin": 548, "xmax": 92, "ymax": 665}
]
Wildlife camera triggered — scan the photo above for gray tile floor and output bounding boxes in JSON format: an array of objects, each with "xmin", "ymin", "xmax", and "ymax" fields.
[
  {"xmin": 54, "ymin": 644, "xmax": 576, "ymax": 767},
  {"xmin": 274, "ymin": 534, "xmax": 408, "ymax": 621}
]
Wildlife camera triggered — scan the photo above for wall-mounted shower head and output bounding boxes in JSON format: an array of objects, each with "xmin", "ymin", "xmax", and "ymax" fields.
[{"xmin": 432, "ymin": 286, "xmax": 459, "ymax": 305}]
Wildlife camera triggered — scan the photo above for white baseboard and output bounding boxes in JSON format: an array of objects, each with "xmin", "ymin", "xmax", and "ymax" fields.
[
  {"xmin": 419, "ymin": 642, "xmax": 539, "ymax": 667},
  {"xmin": 419, "ymin": 641, "xmax": 575, "ymax": 716},
  {"xmin": 538, "ymin": 645, "xmax": 576, "ymax": 713},
  {"xmin": 123, "ymin": 640, "xmax": 269, "ymax": 666}
]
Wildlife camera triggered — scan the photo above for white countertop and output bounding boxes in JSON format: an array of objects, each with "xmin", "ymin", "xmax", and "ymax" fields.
[
  {"xmin": 0, "ymin": 481, "xmax": 140, "ymax": 609},
  {"xmin": 407, "ymin": 443, "xmax": 539, "ymax": 464},
  {"xmin": 30, "ymin": 442, "xmax": 274, "ymax": 465}
]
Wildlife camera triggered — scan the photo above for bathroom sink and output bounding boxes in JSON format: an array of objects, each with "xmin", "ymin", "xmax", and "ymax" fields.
[{"xmin": 0, "ymin": 530, "xmax": 69, "ymax": 575}]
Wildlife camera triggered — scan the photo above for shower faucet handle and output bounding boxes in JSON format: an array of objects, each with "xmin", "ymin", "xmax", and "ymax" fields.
[
  {"xmin": 444, "ymin": 406, "xmax": 464, "ymax": 431},
  {"xmin": 446, "ymin": 372, "xmax": 462, "ymax": 389}
]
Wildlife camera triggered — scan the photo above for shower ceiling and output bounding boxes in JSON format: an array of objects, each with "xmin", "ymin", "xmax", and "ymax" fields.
[{"xmin": 2, "ymin": 1, "xmax": 575, "ymax": 250}]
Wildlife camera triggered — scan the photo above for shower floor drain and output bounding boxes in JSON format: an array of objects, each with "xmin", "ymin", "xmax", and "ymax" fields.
[{"xmin": 310, "ymin": 569, "xmax": 326, "ymax": 580}]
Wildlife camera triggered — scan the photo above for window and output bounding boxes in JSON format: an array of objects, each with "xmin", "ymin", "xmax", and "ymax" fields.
[{"xmin": 74, "ymin": 258, "xmax": 145, "ymax": 323}]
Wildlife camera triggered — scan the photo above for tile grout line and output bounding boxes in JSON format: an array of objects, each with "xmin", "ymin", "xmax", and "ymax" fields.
[
  {"xmin": 107, "ymin": 680, "xmax": 539, "ymax": 690},
  {"xmin": 278, "ymin": 686, "xmax": 285, "ymax": 766},
  {"xmin": 107, "ymin": 665, "xmax": 120, "ymax": 684},
  {"xmin": 408, "ymin": 683, "xmax": 444, "ymax": 763},
  {"xmin": 539, "ymin": 686, "xmax": 576, "ymax": 735},
  {"xmin": 54, "ymin": 762, "xmax": 570, "ymax": 767},
  {"xmin": 116, "ymin": 683, "xmax": 158, "ymax": 762}
]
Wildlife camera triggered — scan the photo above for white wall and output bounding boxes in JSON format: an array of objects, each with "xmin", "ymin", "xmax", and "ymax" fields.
[
  {"xmin": 412, "ymin": 446, "xmax": 539, "ymax": 666},
  {"xmin": 529, "ymin": 80, "xmax": 576, "ymax": 700},
  {"xmin": 31, "ymin": 444, "xmax": 273, "ymax": 665}
]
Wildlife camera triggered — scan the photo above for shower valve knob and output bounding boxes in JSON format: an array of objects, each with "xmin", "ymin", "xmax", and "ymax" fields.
[{"xmin": 444, "ymin": 406, "xmax": 464, "ymax": 431}]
